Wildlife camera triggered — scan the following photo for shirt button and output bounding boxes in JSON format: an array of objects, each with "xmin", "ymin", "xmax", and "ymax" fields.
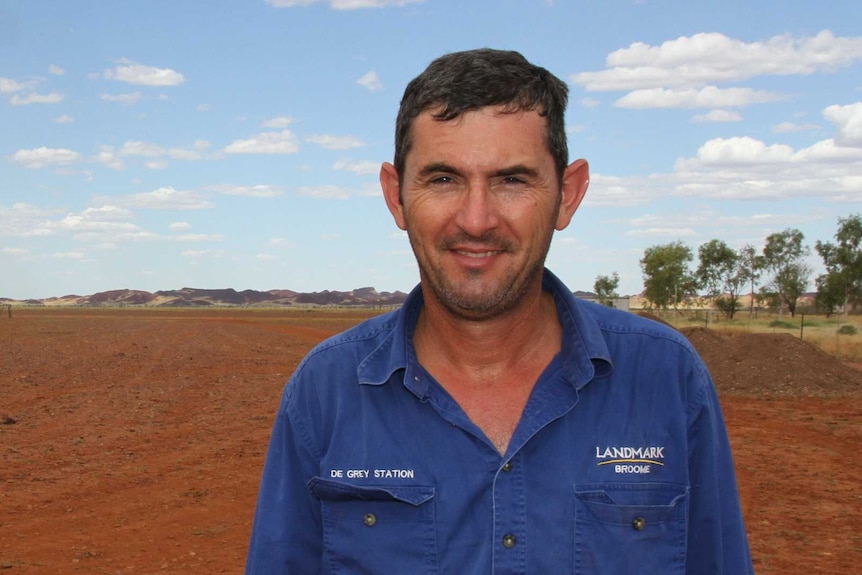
[
  {"xmin": 363, "ymin": 513, "xmax": 377, "ymax": 527},
  {"xmin": 632, "ymin": 517, "xmax": 645, "ymax": 531},
  {"xmin": 502, "ymin": 534, "xmax": 516, "ymax": 549},
  {"xmin": 501, "ymin": 461, "xmax": 513, "ymax": 472}
]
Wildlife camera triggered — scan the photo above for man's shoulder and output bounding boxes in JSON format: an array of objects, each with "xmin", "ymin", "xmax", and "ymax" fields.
[
  {"xmin": 304, "ymin": 307, "xmax": 401, "ymax": 362},
  {"xmin": 574, "ymin": 298, "xmax": 694, "ymax": 350}
]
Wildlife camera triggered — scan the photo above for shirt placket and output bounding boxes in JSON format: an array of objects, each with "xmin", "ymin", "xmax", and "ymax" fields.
[{"xmin": 492, "ymin": 452, "xmax": 527, "ymax": 574}]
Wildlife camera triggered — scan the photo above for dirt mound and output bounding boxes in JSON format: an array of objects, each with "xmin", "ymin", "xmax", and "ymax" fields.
[
  {"xmin": 681, "ymin": 327, "xmax": 862, "ymax": 397},
  {"xmin": 636, "ymin": 311, "xmax": 675, "ymax": 328}
]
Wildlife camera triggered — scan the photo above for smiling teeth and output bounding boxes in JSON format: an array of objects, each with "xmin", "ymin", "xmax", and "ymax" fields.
[{"xmin": 457, "ymin": 251, "xmax": 496, "ymax": 258}]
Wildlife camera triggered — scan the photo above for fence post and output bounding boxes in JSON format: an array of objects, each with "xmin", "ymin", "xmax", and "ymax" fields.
[{"xmin": 799, "ymin": 313, "xmax": 804, "ymax": 339}]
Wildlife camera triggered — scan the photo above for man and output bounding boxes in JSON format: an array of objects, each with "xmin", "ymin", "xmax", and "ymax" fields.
[{"xmin": 246, "ymin": 48, "xmax": 753, "ymax": 574}]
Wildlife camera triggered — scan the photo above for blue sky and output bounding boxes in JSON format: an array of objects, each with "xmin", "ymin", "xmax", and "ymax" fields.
[{"xmin": 2, "ymin": 0, "xmax": 861, "ymax": 300}]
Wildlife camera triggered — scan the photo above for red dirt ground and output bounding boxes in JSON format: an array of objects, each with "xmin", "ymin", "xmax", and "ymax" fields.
[{"xmin": 1, "ymin": 309, "xmax": 860, "ymax": 574}]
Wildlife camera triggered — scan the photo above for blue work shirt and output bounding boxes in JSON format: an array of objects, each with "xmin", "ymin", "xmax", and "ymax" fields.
[{"xmin": 246, "ymin": 270, "xmax": 753, "ymax": 574}]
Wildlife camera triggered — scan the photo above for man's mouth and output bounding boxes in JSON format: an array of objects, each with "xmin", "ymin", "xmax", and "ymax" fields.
[{"xmin": 454, "ymin": 250, "xmax": 500, "ymax": 259}]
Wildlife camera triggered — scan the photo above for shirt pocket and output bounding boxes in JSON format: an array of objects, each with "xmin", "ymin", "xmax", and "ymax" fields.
[
  {"xmin": 573, "ymin": 482, "xmax": 688, "ymax": 575},
  {"xmin": 308, "ymin": 477, "xmax": 438, "ymax": 575}
]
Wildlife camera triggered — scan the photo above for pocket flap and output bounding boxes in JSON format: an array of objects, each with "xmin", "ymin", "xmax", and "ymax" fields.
[
  {"xmin": 308, "ymin": 477, "xmax": 435, "ymax": 506},
  {"xmin": 574, "ymin": 482, "xmax": 688, "ymax": 525}
]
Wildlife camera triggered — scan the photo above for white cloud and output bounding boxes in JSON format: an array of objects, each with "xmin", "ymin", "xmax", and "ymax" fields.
[
  {"xmin": 197, "ymin": 103, "xmax": 213, "ymax": 112},
  {"xmin": 169, "ymin": 222, "xmax": 192, "ymax": 231},
  {"xmin": 176, "ymin": 233, "xmax": 224, "ymax": 241},
  {"xmin": 144, "ymin": 160, "xmax": 168, "ymax": 170},
  {"xmin": 667, "ymin": 135, "xmax": 862, "ymax": 201},
  {"xmin": 579, "ymin": 127, "xmax": 862, "ymax": 207},
  {"xmin": 60, "ymin": 206, "xmax": 136, "ymax": 234},
  {"xmin": 572, "ymin": 30, "xmax": 862, "ymax": 92},
  {"xmin": 0, "ymin": 203, "xmax": 65, "ymax": 237},
  {"xmin": 54, "ymin": 114, "xmax": 75, "ymax": 124},
  {"xmin": 181, "ymin": 249, "xmax": 223, "ymax": 258},
  {"xmin": 207, "ymin": 184, "xmax": 285, "ymax": 197},
  {"xmin": 581, "ymin": 173, "xmax": 653, "ymax": 207},
  {"xmin": 297, "ymin": 185, "xmax": 355, "ymax": 199},
  {"xmin": 306, "ymin": 134, "xmax": 365, "ymax": 150},
  {"xmin": 615, "ymin": 86, "xmax": 784, "ymax": 109},
  {"xmin": 49, "ymin": 64, "xmax": 66, "ymax": 76},
  {"xmin": 333, "ymin": 159, "xmax": 379, "ymax": 175},
  {"xmin": 772, "ymin": 121, "xmax": 820, "ymax": 133},
  {"xmin": 0, "ymin": 247, "xmax": 30, "ymax": 258},
  {"xmin": 112, "ymin": 186, "xmax": 214, "ymax": 210},
  {"xmin": 256, "ymin": 253, "xmax": 280, "ymax": 261},
  {"xmin": 91, "ymin": 146, "xmax": 125, "ymax": 170},
  {"xmin": 50, "ymin": 251, "xmax": 87, "ymax": 260},
  {"xmin": 118, "ymin": 139, "xmax": 212, "ymax": 164},
  {"xmin": 824, "ymin": 101, "xmax": 862, "ymax": 147},
  {"xmin": 357, "ymin": 70, "xmax": 383, "ymax": 92},
  {"xmin": 11, "ymin": 92, "xmax": 64, "ymax": 105},
  {"xmin": 625, "ymin": 227, "xmax": 698, "ymax": 238},
  {"xmin": 692, "ymin": 109, "xmax": 742, "ymax": 123},
  {"xmin": 296, "ymin": 182, "xmax": 379, "ymax": 199},
  {"xmin": 9, "ymin": 147, "xmax": 81, "ymax": 168},
  {"xmin": 679, "ymin": 137, "xmax": 796, "ymax": 167},
  {"xmin": 121, "ymin": 140, "xmax": 165, "ymax": 157},
  {"xmin": 266, "ymin": 0, "xmax": 423, "ymax": 9},
  {"xmin": 168, "ymin": 141, "xmax": 212, "ymax": 161},
  {"xmin": 581, "ymin": 97, "xmax": 600, "ymax": 108},
  {"xmin": 103, "ymin": 59, "xmax": 185, "ymax": 86},
  {"xmin": 54, "ymin": 206, "xmax": 161, "ymax": 244},
  {"xmin": 261, "ymin": 116, "xmax": 295, "ymax": 128},
  {"xmin": 270, "ymin": 237, "xmax": 295, "ymax": 247},
  {"xmin": 628, "ymin": 212, "xmax": 808, "ymax": 233},
  {"xmin": 101, "ymin": 92, "xmax": 142, "ymax": 104},
  {"xmin": 0, "ymin": 78, "xmax": 26, "ymax": 93},
  {"xmin": 224, "ymin": 130, "xmax": 300, "ymax": 154}
]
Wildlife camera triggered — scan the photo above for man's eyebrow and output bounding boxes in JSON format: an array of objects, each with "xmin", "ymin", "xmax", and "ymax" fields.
[
  {"xmin": 494, "ymin": 165, "xmax": 539, "ymax": 178},
  {"xmin": 418, "ymin": 164, "xmax": 540, "ymax": 179},
  {"xmin": 418, "ymin": 163, "xmax": 461, "ymax": 177}
]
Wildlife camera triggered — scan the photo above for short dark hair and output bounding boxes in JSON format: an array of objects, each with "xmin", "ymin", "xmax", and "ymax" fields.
[{"xmin": 394, "ymin": 48, "xmax": 569, "ymax": 182}]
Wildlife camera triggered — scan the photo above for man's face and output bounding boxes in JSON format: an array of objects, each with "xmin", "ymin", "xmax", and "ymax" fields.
[{"xmin": 381, "ymin": 106, "xmax": 589, "ymax": 320}]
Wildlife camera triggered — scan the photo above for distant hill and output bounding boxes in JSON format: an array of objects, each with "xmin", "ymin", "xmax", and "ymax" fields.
[{"xmin": 0, "ymin": 287, "xmax": 409, "ymax": 308}]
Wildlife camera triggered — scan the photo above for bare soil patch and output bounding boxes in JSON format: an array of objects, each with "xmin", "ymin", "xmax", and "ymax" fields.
[
  {"xmin": 1, "ymin": 309, "xmax": 860, "ymax": 573},
  {"xmin": 681, "ymin": 326, "xmax": 862, "ymax": 396}
]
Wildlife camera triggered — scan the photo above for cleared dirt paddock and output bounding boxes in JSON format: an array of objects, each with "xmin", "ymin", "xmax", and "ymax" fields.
[{"xmin": 1, "ymin": 308, "xmax": 860, "ymax": 573}]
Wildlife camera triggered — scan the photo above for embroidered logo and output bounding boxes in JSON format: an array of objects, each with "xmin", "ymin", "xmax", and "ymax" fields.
[{"xmin": 595, "ymin": 446, "xmax": 665, "ymax": 474}]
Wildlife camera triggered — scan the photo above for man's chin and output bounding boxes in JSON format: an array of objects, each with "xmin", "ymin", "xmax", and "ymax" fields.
[{"xmin": 434, "ymin": 286, "xmax": 516, "ymax": 321}]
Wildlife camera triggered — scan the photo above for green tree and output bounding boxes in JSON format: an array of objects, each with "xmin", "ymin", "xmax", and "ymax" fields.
[
  {"xmin": 593, "ymin": 272, "xmax": 620, "ymax": 307},
  {"xmin": 762, "ymin": 229, "xmax": 811, "ymax": 317},
  {"xmin": 815, "ymin": 271, "xmax": 845, "ymax": 317},
  {"xmin": 695, "ymin": 239, "xmax": 746, "ymax": 319},
  {"xmin": 640, "ymin": 241, "xmax": 695, "ymax": 309},
  {"xmin": 738, "ymin": 244, "xmax": 764, "ymax": 318},
  {"xmin": 815, "ymin": 214, "xmax": 862, "ymax": 316}
]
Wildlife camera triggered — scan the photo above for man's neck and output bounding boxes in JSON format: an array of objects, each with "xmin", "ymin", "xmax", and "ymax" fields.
[{"xmin": 413, "ymin": 286, "xmax": 562, "ymax": 386}]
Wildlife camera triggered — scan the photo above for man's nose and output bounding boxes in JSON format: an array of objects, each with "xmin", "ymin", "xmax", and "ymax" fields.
[{"xmin": 453, "ymin": 182, "xmax": 500, "ymax": 236}]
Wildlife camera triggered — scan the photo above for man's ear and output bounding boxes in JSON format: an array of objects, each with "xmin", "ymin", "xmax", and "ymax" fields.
[
  {"xmin": 555, "ymin": 159, "xmax": 590, "ymax": 231},
  {"xmin": 380, "ymin": 162, "xmax": 407, "ymax": 231}
]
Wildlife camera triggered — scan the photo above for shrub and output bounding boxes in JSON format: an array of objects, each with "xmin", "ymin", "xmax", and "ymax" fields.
[
  {"xmin": 837, "ymin": 324, "xmax": 858, "ymax": 336},
  {"xmin": 769, "ymin": 320, "xmax": 796, "ymax": 329}
]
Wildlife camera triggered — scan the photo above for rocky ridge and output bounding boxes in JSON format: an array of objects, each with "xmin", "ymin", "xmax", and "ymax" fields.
[{"xmin": 1, "ymin": 286, "xmax": 408, "ymax": 308}]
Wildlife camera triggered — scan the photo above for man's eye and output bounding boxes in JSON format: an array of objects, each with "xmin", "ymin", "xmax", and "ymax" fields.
[
  {"xmin": 430, "ymin": 176, "xmax": 454, "ymax": 184},
  {"xmin": 502, "ymin": 176, "xmax": 525, "ymax": 185}
]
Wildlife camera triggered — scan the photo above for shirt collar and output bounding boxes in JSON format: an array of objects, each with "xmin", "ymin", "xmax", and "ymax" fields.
[
  {"xmin": 356, "ymin": 268, "xmax": 613, "ymax": 390},
  {"xmin": 543, "ymin": 268, "xmax": 613, "ymax": 387}
]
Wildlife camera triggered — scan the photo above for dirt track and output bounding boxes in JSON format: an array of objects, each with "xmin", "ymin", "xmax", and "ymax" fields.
[{"xmin": 1, "ymin": 309, "xmax": 860, "ymax": 573}]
